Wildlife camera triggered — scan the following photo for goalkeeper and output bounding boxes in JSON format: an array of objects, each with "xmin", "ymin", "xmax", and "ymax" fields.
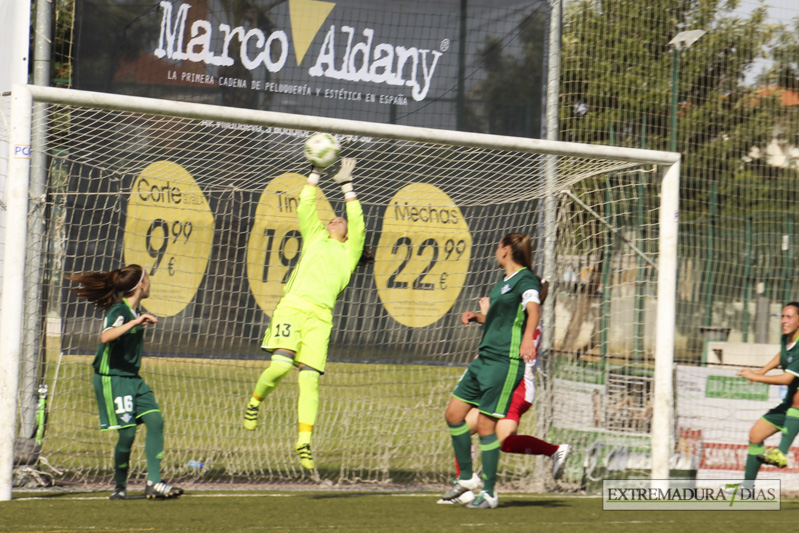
[{"xmin": 244, "ymin": 158, "xmax": 366, "ymax": 471}]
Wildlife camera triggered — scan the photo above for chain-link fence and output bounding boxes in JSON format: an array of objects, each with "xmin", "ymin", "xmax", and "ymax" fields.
[{"xmin": 558, "ymin": 0, "xmax": 799, "ymax": 360}]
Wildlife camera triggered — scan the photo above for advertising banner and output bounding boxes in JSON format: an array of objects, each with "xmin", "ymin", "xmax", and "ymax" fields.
[
  {"xmin": 676, "ymin": 365, "xmax": 799, "ymax": 491},
  {"xmin": 74, "ymin": 0, "xmax": 549, "ymax": 136}
]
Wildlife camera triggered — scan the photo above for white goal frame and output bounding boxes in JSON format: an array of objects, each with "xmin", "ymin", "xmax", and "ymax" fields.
[{"xmin": 0, "ymin": 84, "xmax": 680, "ymax": 499}]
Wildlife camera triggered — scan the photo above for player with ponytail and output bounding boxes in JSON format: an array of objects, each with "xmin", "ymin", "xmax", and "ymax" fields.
[
  {"xmin": 66, "ymin": 264, "xmax": 182, "ymax": 500},
  {"xmin": 439, "ymin": 233, "xmax": 543, "ymax": 509}
]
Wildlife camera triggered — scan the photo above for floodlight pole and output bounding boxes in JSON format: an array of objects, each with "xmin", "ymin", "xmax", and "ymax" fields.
[
  {"xmin": 670, "ymin": 49, "xmax": 680, "ymax": 152},
  {"xmin": 668, "ymin": 30, "xmax": 705, "ymax": 152},
  {"xmin": 652, "ymin": 29, "xmax": 703, "ymax": 485}
]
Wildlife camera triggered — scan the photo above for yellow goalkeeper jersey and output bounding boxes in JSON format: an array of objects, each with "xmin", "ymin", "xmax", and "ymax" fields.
[{"xmin": 282, "ymin": 184, "xmax": 365, "ymax": 311}]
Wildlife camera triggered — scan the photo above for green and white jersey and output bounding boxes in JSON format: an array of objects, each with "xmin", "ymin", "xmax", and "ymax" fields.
[
  {"xmin": 779, "ymin": 333, "xmax": 799, "ymax": 404},
  {"xmin": 92, "ymin": 299, "xmax": 144, "ymax": 377},
  {"xmin": 478, "ymin": 268, "xmax": 541, "ymax": 361},
  {"xmin": 282, "ymin": 184, "xmax": 366, "ymax": 311}
]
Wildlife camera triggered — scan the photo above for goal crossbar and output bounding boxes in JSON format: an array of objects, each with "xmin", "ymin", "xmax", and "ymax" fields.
[{"xmin": 20, "ymin": 85, "xmax": 680, "ymax": 164}]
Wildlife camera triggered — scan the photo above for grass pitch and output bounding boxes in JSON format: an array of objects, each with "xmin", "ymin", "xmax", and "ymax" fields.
[{"xmin": 2, "ymin": 489, "xmax": 797, "ymax": 533}]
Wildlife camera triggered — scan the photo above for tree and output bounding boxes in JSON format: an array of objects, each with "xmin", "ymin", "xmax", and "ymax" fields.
[{"xmin": 559, "ymin": 0, "xmax": 799, "ymax": 349}]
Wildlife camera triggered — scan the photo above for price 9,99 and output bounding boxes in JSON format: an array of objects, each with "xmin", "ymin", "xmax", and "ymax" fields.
[{"xmin": 124, "ymin": 160, "xmax": 215, "ymax": 317}]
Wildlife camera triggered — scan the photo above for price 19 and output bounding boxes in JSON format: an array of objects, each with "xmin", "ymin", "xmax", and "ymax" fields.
[{"xmin": 261, "ymin": 228, "xmax": 302, "ymax": 284}]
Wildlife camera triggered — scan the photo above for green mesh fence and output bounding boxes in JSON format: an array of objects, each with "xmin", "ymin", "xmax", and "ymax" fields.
[{"xmin": 560, "ymin": 0, "xmax": 799, "ymax": 360}]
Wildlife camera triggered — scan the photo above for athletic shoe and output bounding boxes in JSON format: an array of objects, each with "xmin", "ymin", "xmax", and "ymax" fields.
[
  {"xmin": 464, "ymin": 490, "xmax": 498, "ymax": 509},
  {"xmin": 109, "ymin": 485, "xmax": 126, "ymax": 500},
  {"xmin": 757, "ymin": 448, "xmax": 788, "ymax": 468},
  {"xmin": 436, "ymin": 473, "xmax": 482, "ymax": 504},
  {"xmin": 552, "ymin": 444, "xmax": 572, "ymax": 480},
  {"xmin": 295, "ymin": 443, "xmax": 315, "ymax": 470},
  {"xmin": 436, "ymin": 487, "xmax": 476, "ymax": 505},
  {"xmin": 145, "ymin": 480, "xmax": 184, "ymax": 499},
  {"xmin": 243, "ymin": 401, "xmax": 260, "ymax": 430}
]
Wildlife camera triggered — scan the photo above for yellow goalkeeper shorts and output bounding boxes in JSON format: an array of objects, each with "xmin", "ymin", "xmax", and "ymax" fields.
[{"xmin": 261, "ymin": 295, "xmax": 333, "ymax": 373}]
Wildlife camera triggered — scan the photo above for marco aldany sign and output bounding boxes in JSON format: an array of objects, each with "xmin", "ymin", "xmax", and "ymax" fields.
[{"xmin": 74, "ymin": 0, "xmax": 548, "ymax": 135}]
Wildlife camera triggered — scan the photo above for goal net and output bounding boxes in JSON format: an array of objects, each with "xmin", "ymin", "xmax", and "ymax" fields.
[{"xmin": 0, "ymin": 86, "xmax": 678, "ymax": 491}]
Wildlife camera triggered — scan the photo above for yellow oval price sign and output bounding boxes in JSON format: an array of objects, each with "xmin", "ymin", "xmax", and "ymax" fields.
[
  {"xmin": 246, "ymin": 173, "xmax": 336, "ymax": 316},
  {"xmin": 124, "ymin": 161, "xmax": 215, "ymax": 317},
  {"xmin": 375, "ymin": 184, "xmax": 472, "ymax": 328}
]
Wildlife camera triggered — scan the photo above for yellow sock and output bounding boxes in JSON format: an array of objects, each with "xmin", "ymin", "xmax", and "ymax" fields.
[
  {"xmin": 297, "ymin": 370, "xmax": 319, "ymax": 446},
  {"xmin": 297, "ymin": 425, "xmax": 313, "ymax": 446},
  {"xmin": 253, "ymin": 357, "xmax": 293, "ymax": 400}
]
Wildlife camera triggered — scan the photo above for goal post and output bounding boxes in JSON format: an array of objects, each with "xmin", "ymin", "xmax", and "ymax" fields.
[
  {"xmin": 0, "ymin": 87, "xmax": 33, "ymax": 501},
  {"xmin": 653, "ymin": 159, "xmax": 679, "ymax": 481},
  {"xmin": 0, "ymin": 84, "xmax": 679, "ymax": 497}
]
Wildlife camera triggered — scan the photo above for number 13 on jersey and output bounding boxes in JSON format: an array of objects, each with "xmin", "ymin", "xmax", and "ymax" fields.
[{"xmin": 375, "ymin": 184, "xmax": 472, "ymax": 328}]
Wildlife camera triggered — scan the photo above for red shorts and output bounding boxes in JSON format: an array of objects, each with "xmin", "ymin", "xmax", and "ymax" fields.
[
  {"xmin": 503, "ymin": 365, "xmax": 535, "ymax": 423},
  {"xmin": 501, "ymin": 327, "xmax": 540, "ymax": 424}
]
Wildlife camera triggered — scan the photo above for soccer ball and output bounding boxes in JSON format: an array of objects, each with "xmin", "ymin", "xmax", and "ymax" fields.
[{"xmin": 303, "ymin": 132, "xmax": 341, "ymax": 168}]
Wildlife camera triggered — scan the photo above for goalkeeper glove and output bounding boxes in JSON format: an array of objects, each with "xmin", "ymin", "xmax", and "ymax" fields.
[
  {"xmin": 332, "ymin": 158, "xmax": 357, "ymax": 199},
  {"xmin": 307, "ymin": 166, "xmax": 327, "ymax": 186}
]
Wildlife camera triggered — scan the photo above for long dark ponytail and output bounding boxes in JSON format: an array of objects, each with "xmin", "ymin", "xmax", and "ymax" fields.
[{"xmin": 65, "ymin": 264, "xmax": 144, "ymax": 310}]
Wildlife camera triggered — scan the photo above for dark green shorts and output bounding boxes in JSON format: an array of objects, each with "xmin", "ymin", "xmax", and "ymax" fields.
[
  {"xmin": 93, "ymin": 374, "xmax": 160, "ymax": 431},
  {"xmin": 452, "ymin": 355, "xmax": 523, "ymax": 418},
  {"xmin": 762, "ymin": 403, "xmax": 791, "ymax": 433}
]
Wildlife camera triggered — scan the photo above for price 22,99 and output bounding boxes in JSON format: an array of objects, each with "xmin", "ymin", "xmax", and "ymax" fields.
[{"xmin": 385, "ymin": 237, "xmax": 467, "ymax": 290}]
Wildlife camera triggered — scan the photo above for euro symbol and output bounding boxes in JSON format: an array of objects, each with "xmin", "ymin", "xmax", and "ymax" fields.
[
  {"xmin": 439, "ymin": 272, "xmax": 448, "ymax": 290},
  {"xmin": 168, "ymin": 257, "xmax": 176, "ymax": 276}
]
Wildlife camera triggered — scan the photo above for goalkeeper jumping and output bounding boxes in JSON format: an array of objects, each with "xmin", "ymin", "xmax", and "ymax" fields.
[{"xmin": 244, "ymin": 158, "xmax": 366, "ymax": 471}]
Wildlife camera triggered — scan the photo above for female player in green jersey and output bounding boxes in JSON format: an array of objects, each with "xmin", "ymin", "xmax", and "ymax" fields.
[
  {"xmin": 66, "ymin": 264, "xmax": 182, "ymax": 500},
  {"xmin": 439, "ymin": 233, "xmax": 542, "ymax": 509},
  {"xmin": 444, "ymin": 284, "xmax": 571, "ymax": 504},
  {"xmin": 243, "ymin": 159, "xmax": 366, "ymax": 471},
  {"xmin": 737, "ymin": 302, "xmax": 799, "ymax": 483}
]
